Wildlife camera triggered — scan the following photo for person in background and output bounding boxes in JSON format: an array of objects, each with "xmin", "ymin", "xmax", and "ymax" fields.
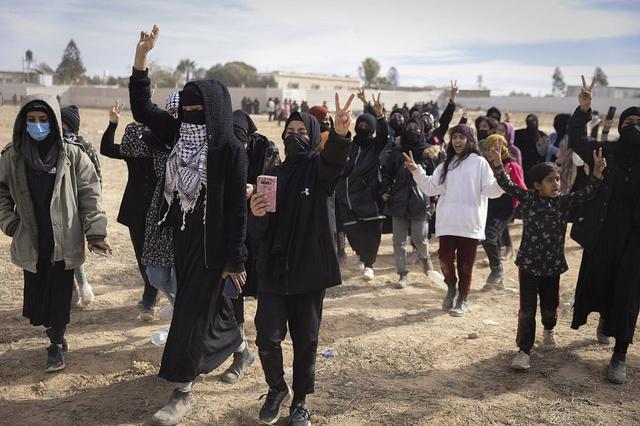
[
  {"xmin": 60, "ymin": 105, "xmax": 100, "ymax": 306},
  {"xmin": 0, "ymin": 94, "xmax": 109, "ymax": 373},
  {"xmin": 267, "ymin": 97, "xmax": 276, "ymax": 121},
  {"xmin": 515, "ymin": 114, "xmax": 542, "ymax": 186},
  {"xmin": 336, "ymin": 93, "xmax": 388, "ymax": 280}
]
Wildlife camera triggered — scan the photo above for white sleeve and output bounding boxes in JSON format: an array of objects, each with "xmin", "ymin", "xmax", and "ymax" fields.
[
  {"xmin": 411, "ymin": 164, "xmax": 445, "ymax": 196},
  {"xmin": 479, "ymin": 159, "xmax": 504, "ymax": 199}
]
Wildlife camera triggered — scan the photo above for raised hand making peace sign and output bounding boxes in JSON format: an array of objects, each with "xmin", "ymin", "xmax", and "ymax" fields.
[
  {"xmin": 371, "ymin": 92, "xmax": 383, "ymax": 116},
  {"xmin": 109, "ymin": 100, "xmax": 124, "ymax": 124},
  {"xmin": 134, "ymin": 25, "xmax": 160, "ymax": 71},
  {"xmin": 579, "ymin": 74, "xmax": 597, "ymax": 112},
  {"xmin": 450, "ymin": 80, "xmax": 459, "ymax": 103},
  {"xmin": 356, "ymin": 88, "xmax": 367, "ymax": 105},
  {"xmin": 334, "ymin": 92, "xmax": 355, "ymax": 136}
]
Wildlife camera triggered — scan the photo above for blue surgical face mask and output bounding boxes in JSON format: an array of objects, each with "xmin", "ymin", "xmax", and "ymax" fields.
[{"xmin": 26, "ymin": 121, "xmax": 51, "ymax": 141}]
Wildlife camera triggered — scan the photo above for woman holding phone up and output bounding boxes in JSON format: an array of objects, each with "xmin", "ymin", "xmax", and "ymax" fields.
[{"xmin": 249, "ymin": 93, "xmax": 353, "ymax": 426}]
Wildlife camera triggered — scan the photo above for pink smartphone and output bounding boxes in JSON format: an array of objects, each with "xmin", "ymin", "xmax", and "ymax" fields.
[{"xmin": 257, "ymin": 175, "xmax": 277, "ymax": 212}]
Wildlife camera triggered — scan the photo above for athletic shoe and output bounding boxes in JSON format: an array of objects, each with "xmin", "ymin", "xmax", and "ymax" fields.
[
  {"xmin": 220, "ymin": 346, "xmax": 256, "ymax": 384},
  {"xmin": 597, "ymin": 317, "xmax": 611, "ymax": 345},
  {"xmin": 542, "ymin": 329, "xmax": 558, "ymax": 350},
  {"xmin": 442, "ymin": 286, "xmax": 457, "ymax": 311},
  {"xmin": 45, "ymin": 344, "xmax": 65, "ymax": 373},
  {"xmin": 79, "ymin": 282, "xmax": 95, "ymax": 305},
  {"xmin": 288, "ymin": 401, "xmax": 311, "ymax": 426},
  {"xmin": 395, "ymin": 274, "xmax": 407, "ymax": 289},
  {"xmin": 511, "ymin": 350, "xmax": 530, "ymax": 370},
  {"xmin": 158, "ymin": 304, "xmax": 174, "ymax": 321},
  {"xmin": 139, "ymin": 307, "xmax": 155, "ymax": 322},
  {"xmin": 152, "ymin": 389, "xmax": 192, "ymax": 425},
  {"xmin": 363, "ymin": 267, "xmax": 374, "ymax": 281},
  {"xmin": 449, "ymin": 296, "xmax": 468, "ymax": 317},
  {"xmin": 259, "ymin": 385, "xmax": 292, "ymax": 425},
  {"xmin": 607, "ymin": 356, "xmax": 626, "ymax": 384}
]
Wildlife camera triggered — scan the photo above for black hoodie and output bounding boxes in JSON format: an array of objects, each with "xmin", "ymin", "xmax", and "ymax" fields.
[{"xmin": 248, "ymin": 112, "xmax": 352, "ymax": 295}]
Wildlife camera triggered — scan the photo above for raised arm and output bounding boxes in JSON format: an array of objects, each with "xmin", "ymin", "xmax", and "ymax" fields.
[
  {"xmin": 568, "ymin": 75, "xmax": 600, "ymax": 169},
  {"xmin": 372, "ymin": 92, "xmax": 389, "ymax": 153},
  {"xmin": 434, "ymin": 80, "xmax": 458, "ymax": 138},
  {"xmin": 486, "ymin": 148, "xmax": 529, "ymax": 203},
  {"xmin": 318, "ymin": 93, "xmax": 354, "ymax": 186},
  {"xmin": 405, "ymin": 151, "xmax": 446, "ymax": 196},
  {"xmin": 99, "ymin": 100, "xmax": 123, "ymax": 159},
  {"xmin": 129, "ymin": 25, "xmax": 179, "ymax": 142}
]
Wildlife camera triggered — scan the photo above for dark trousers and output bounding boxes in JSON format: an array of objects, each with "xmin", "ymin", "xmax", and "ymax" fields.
[
  {"xmin": 344, "ymin": 220, "xmax": 382, "ymax": 268},
  {"xmin": 438, "ymin": 236, "xmax": 479, "ymax": 297},
  {"xmin": 255, "ymin": 290, "xmax": 325, "ymax": 399},
  {"xmin": 516, "ymin": 269, "xmax": 560, "ymax": 353},
  {"xmin": 481, "ymin": 212, "xmax": 513, "ymax": 268},
  {"xmin": 128, "ymin": 225, "xmax": 158, "ymax": 309},
  {"xmin": 500, "ymin": 226, "xmax": 512, "ymax": 248},
  {"xmin": 23, "ymin": 259, "xmax": 74, "ymax": 344},
  {"xmin": 232, "ymin": 296, "xmax": 244, "ymax": 325}
]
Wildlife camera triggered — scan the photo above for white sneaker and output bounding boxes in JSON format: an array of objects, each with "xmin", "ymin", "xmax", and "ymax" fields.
[
  {"xmin": 71, "ymin": 283, "xmax": 81, "ymax": 306},
  {"xmin": 511, "ymin": 350, "xmax": 530, "ymax": 370},
  {"xmin": 79, "ymin": 282, "xmax": 94, "ymax": 305},
  {"xmin": 395, "ymin": 275, "xmax": 407, "ymax": 289},
  {"xmin": 159, "ymin": 304, "xmax": 174, "ymax": 321},
  {"xmin": 363, "ymin": 267, "xmax": 374, "ymax": 281},
  {"xmin": 542, "ymin": 329, "xmax": 558, "ymax": 350},
  {"xmin": 357, "ymin": 261, "xmax": 365, "ymax": 271}
]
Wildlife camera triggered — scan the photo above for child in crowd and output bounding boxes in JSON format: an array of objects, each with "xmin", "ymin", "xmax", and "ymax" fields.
[{"xmin": 485, "ymin": 148, "xmax": 606, "ymax": 370}]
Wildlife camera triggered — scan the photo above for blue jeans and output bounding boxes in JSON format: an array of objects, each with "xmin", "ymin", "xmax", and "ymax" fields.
[{"xmin": 145, "ymin": 266, "xmax": 177, "ymax": 305}]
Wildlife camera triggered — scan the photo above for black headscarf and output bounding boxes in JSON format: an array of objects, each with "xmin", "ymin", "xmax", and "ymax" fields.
[
  {"xmin": 354, "ymin": 113, "xmax": 376, "ymax": 147},
  {"xmin": 611, "ymin": 106, "xmax": 640, "ymax": 167},
  {"xmin": 487, "ymin": 106, "xmax": 501, "ymax": 121},
  {"xmin": 552, "ymin": 113, "xmax": 571, "ymax": 146},
  {"xmin": 401, "ymin": 117, "xmax": 429, "ymax": 159},
  {"xmin": 281, "ymin": 111, "xmax": 321, "ymax": 163},
  {"xmin": 232, "ymin": 110, "xmax": 257, "ymax": 146},
  {"xmin": 21, "ymin": 101, "xmax": 60, "ymax": 174},
  {"xmin": 389, "ymin": 107, "xmax": 409, "ymax": 134}
]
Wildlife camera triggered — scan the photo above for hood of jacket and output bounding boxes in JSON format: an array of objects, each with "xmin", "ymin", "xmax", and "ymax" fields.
[{"xmin": 12, "ymin": 94, "xmax": 63, "ymax": 151}]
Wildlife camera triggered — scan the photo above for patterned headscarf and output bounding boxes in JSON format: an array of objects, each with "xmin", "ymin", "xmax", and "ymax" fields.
[
  {"xmin": 484, "ymin": 134, "xmax": 510, "ymax": 162},
  {"xmin": 165, "ymin": 91, "xmax": 180, "ymax": 118}
]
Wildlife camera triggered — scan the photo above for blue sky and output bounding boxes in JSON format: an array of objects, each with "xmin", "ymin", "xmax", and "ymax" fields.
[{"xmin": 0, "ymin": 0, "xmax": 638, "ymax": 95}]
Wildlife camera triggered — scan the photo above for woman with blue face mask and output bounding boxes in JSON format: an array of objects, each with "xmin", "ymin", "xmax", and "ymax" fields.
[{"xmin": 0, "ymin": 96, "xmax": 109, "ymax": 374}]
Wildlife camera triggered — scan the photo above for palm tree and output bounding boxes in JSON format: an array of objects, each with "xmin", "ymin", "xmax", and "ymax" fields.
[{"xmin": 176, "ymin": 59, "xmax": 196, "ymax": 83}]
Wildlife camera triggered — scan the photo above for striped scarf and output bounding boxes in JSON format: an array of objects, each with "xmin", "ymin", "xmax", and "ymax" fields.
[{"xmin": 164, "ymin": 122, "xmax": 208, "ymax": 228}]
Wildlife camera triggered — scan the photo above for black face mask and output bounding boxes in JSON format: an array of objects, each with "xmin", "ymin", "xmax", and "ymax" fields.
[
  {"xmin": 477, "ymin": 130, "xmax": 488, "ymax": 141},
  {"xmin": 402, "ymin": 129, "xmax": 421, "ymax": 145},
  {"xmin": 526, "ymin": 117, "xmax": 539, "ymax": 130},
  {"xmin": 389, "ymin": 117, "xmax": 404, "ymax": 133},
  {"xmin": 620, "ymin": 124, "xmax": 640, "ymax": 145},
  {"xmin": 355, "ymin": 127, "xmax": 370, "ymax": 139},
  {"xmin": 284, "ymin": 133, "xmax": 313, "ymax": 161},
  {"xmin": 182, "ymin": 110, "xmax": 206, "ymax": 125},
  {"xmin": 319, "ymin": 121, "xmax": 332, "ymax": 133}
]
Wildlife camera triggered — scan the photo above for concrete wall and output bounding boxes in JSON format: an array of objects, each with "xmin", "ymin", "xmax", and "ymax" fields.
[{"xmin": 456, "ymin": 96, "xmax": 639, "ymax": 116}]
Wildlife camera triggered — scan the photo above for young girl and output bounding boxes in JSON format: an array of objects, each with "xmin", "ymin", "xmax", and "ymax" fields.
[
  {"xmin": 480, "ymin": 134, "xmax": 526, "ymax": 290},
  {"xmin": 249, "ymin": 94, "xmax": 353, "ymax": 426},
  {"xmin": 485, "ymin": 147, "xmax": 606, "ymax": 371},
  {"xmin": 404, "ymin": 124, "xmax": 503, "ymax": 316}
]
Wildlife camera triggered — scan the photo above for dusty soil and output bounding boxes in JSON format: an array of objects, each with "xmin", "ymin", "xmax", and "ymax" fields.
[{"xmin": 0, "ymin": 104, "xmax": 637, "ymax": 425}]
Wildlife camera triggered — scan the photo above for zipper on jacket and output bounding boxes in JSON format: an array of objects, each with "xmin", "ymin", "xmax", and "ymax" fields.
[{"xmin": 345, "ymin": 146, "xmax": 361, "ymax": 211}]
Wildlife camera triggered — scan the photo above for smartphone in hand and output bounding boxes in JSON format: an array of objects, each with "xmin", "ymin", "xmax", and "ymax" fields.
[
  {"xmin": 257, "ymin": 175, "xmax": 277, "ymax": 212},
  {"xmin": 606, "ymin": 106, "xmax": 616, "ymax": 121},
  {"xmin": 222, "ymin": 276, "xmax": 239, "ymax": 299}
]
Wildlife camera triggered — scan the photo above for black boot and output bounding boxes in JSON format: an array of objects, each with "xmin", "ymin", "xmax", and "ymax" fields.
[
  {"xmin": 45, "ymin": 344, "xmax": 65, "ymax": 373},
  {"xmin": 483, "ymin": 264, "xmax": 504, "ymax": 290},
  {"xmin": 442, "ymin": 285, "xmax": 457, "ymax": 311}
]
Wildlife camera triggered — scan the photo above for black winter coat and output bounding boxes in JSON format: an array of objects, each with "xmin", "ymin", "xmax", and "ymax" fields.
[
  {"xmin": 381, "ymin": 141, "xmax": 442, "ymax": 221},
  {"xmin": 248, "ymin": 131, "xmax": 351, "ymax": 295},
  {"xmin": 129, "ymin": 68, "xmax": 248, "ymax": 272},
  {"xmin": 335, "ymin": 116, "xmax": 388, "ymax": 222}
]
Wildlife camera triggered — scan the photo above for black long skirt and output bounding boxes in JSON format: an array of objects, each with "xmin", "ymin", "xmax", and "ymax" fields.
[
  {"xmin": 572, "ymin": 198, "xmax": 640, "ymax": 343},
  {"xmin": 158, "ymin": 201, "xmax": 242, "ymax": 383},
  {"xmin": 23, "ymin": 259, "xmax": 74, "ymax": 330}
]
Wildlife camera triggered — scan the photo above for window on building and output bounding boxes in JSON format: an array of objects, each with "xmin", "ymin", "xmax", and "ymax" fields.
[
  {"xmin": 311, "ymin": 84, "xmax": 320, "ymax": 90},
  {"xmin": 288, "ymin": 82, "xmax": 299, "ymax": 89}
]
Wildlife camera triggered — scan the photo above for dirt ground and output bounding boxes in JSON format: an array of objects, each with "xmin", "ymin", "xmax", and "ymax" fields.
[{"xmin": 0, "ymin": 103, "xmax": 637, "ymax": 425}]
